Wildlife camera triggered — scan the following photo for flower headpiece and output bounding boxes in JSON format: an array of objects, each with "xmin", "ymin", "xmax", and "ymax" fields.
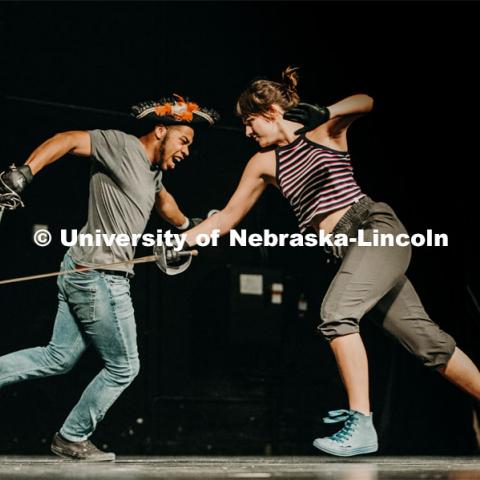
[{"xmin": 131, "ymin": 94, "xmax": 219, "ymax": 127}]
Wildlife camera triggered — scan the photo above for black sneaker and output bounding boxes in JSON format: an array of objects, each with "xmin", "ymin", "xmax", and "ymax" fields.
[{"xmin": 51, "ymin": 432, "xmax": 115, "ymax": 461}]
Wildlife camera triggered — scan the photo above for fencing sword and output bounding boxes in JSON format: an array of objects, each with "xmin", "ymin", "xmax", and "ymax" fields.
[{"xmin": 0, "ymin": 248, "xmax": 198, "ymax": 286}]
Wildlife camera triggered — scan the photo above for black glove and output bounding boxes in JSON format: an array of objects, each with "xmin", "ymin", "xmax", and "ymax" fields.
[
  {"xmin": 0, "ymin": 164, "xmax": 33, "ymax": 210},
  {"xmin": 283, "ymin": 103, "xmax": 330, "ymax": 134},
  {"xmin": 177, "ymin": 217, "xmax": 203, "ymax": 231},
  {"xmin": 0, "ymin": 164, "xmax": 33, "ymax": 194}
]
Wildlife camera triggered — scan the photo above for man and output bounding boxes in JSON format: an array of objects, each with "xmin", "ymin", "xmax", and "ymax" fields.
[{"xmin": 0, "ymin": 95, "xmax": 219, "ymax": 461}]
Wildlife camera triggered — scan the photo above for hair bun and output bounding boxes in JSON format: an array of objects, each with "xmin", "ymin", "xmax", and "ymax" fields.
[
  {"xmin": 281, "ymin": 66, "xmax": 300, "ymax": 91},
  {"xmin": 236, "ymin": 67, "xmax": 300, "ymax": 119}
]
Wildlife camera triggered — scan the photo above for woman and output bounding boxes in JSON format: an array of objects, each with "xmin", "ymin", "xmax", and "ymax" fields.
[{"xmin": 181, "ymin": 67, "xmax": 480, "ymax": 456}]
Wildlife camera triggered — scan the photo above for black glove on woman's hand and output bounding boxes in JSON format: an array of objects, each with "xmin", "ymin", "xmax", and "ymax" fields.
[{"xmin": 283, "ymin": 103, "xmax": 330, "ymax": 134}]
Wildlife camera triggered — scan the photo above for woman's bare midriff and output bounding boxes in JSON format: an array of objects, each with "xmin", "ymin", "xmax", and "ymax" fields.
[{"xmin": 311, "ymin": 205, "xmax": 353, "ymax": 235}]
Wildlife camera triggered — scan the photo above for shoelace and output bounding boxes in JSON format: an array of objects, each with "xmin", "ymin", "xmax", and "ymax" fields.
[{"xmin": 323, "ymin": 409, "xmax": 359, "ymax": 443}]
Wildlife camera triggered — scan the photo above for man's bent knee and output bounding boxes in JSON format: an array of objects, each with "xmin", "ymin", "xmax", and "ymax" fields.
[
  {"xmin": 107, "ymin": 358, "xmax": 140, "ymax": 386},
  {"xmin": 43, "ymin": 345, "xmax": 79, "ymax": 374}
]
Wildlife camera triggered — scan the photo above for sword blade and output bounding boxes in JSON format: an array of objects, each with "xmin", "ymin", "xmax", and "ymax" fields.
[{"xmin": 0, "ymin": 255, "xmax": 158, "ymax": 286}]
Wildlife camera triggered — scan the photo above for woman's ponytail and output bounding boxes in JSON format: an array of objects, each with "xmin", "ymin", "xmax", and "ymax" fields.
[
  {"xmin": 281, "ymin": 66, "xmax": 300, "ymax": 103},
  {"xmin": 236, "ymin": 66, "xmax": 301, "ymax": 120}
]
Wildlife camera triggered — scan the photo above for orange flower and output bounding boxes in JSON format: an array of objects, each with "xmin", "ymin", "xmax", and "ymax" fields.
[
  {"xmin": 154, "ymin": 104, "xmax": 172, "ymax": 116},
  {"xmin": 181, "ymin": 110, "xmax": 194, "ymax": 121},
  {"xmin": 172, "ymin": 94, "xmax": 199, "ymax": 121},
  {"xmin": 153, "ymin": 95, "xmax": 200, "ymax": 121}
]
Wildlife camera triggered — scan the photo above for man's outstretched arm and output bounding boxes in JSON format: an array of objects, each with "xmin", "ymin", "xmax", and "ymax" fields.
[
  {"xmin": 25, "ymin": 131, "xmax": 91, "ymax": 175},
  {"xmin": 0, "ymin": 131, "xmax": 91, "ymax": 203}
]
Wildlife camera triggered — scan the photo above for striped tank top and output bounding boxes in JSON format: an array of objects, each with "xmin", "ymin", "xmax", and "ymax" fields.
[{"xmin": 275, "ymin": 134, "xmax": 365, "ymax": 232}]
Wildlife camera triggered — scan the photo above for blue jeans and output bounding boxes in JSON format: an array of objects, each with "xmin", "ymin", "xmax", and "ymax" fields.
[{"xmin": 0, "ymin": 251, "xmax": 139, "ymax": 441}]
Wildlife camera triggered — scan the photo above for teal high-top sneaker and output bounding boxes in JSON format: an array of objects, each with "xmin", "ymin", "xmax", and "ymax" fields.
[{"xmin": 313, "ymin": 409, "xmax": 378, "ymax": 457}]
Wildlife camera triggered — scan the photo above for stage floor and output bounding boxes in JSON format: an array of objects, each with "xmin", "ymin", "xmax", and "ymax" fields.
[{"xmin": 0, "ymin": 456, "xmax": 480, "ymax": 479}]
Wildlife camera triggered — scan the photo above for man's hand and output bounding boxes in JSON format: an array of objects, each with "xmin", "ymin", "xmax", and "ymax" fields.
[
  {"xmin": 0, "ymin": 164, "xmax": 33, "ymax": 195},
  {"xmin": 0, "ymin": 164, "xmax": 33, "ymax": 210},
  {"xmin": 283, "ymin": 103, "xmax": 330, "ymax": 134}
]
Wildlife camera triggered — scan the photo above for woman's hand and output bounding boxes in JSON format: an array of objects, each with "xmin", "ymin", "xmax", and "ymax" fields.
[{"xmin": 283, "ymin": 103, "xmax": 330, "ymax": 134}]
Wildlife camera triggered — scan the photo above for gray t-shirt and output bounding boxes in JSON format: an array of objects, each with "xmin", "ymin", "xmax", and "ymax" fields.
[{"xmin": 69, "ymin": 129, "xmax": 163, "ymax": 274}]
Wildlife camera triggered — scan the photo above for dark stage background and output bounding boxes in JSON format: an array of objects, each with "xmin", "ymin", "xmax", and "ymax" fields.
[{"xmin": 0, "ymin": 1, "xmax": 477, "ymax": 455}]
